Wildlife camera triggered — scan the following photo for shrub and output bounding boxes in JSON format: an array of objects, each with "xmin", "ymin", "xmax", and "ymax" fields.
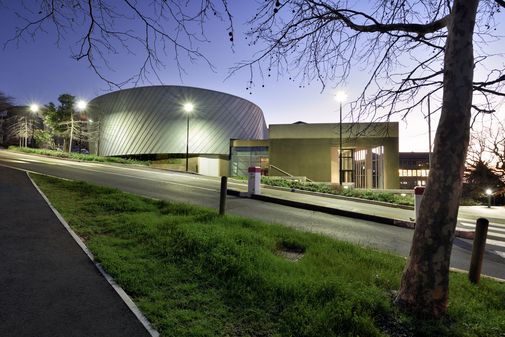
[{"xmin": 257, "ymin": 176, "xmax": 414, "ymax": 206}]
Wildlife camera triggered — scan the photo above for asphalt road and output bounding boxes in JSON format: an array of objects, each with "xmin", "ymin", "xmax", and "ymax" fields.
[
  {"xmin": 0, "ymin": 166, "xmax": 152, "ymax": 337},
  {"xmin": 1, "ymin": 150, "xmax": 504, "ymax": 279}
]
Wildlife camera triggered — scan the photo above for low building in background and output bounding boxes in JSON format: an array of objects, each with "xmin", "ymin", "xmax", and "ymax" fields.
[
  {"xmin": 230, "ymin": 122, "xmax": 400, "ymax": 189},
  {"xmin": 267, "ymin": 122, "xmax": 400, "ymax": 189},
  {"xmin": 398, "ymin": 152, "xmax": 430, "ymax": 189}
]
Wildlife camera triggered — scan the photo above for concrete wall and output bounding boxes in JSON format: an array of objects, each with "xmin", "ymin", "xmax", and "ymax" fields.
[
  {"xmin": 269, "ymin": 138, "xmax": 333, "ymax": 182},
  {"xmin": 151, "ymin": 155, "xmax": 229, "ymax": 177},
  {"xmin": 198, "ymin": 156, "xmax": 229, "ymax": 177},
  {"xmin": 383, "ymin": 138, "xmax": 400, "ymax": 189}
]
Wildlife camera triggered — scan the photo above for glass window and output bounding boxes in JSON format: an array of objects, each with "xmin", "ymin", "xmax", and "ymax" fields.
[
  {"xmin": 340, "ymin": 149, "xmax": 354, "ymax": 183},
  {"xmin": 230, "ymin": 146, "xmax": 269, "ymax": 176}
]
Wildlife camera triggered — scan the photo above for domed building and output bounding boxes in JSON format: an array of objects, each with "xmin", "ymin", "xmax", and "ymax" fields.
[{"xmin": 88, "ymin": 85, "xmax": 267, "ymax": 176}]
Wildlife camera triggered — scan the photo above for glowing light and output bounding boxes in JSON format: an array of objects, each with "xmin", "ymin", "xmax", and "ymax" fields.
[
  {"xmin": 29, "ymin": 104, "xmax": 39, "ymax": 113},
  {"xmin": 183, "ymin": 102, "xmax": 194, "ymax": 113},
  {"xmin": 485, "ymin": 189, "xmax": 492, "ymax": 196},
  {"xmin": 76, "ymin": 100, "xmax": 87, "ymax": 111},
  {"xmin": 334, "ymin": 91, "xmax": 347, "ymax": 103}
]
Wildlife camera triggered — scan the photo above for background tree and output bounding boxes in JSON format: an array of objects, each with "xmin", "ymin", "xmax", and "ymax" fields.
[
  {"xmin": 6, "ymin": 115, "xmax": 35, "ymax": 147},
  {"xmin": 468, "ymin": 119, "xmax": 505, "ymax": 180},
  {"xmin": 464, "ymin": 130, "xmax": 504, "ymax": 197},
  {"xmin": 0, "ymin": 91, "xmax": 13, "ymax": 112},
  {"xmin": 463, "ymin": 159, "xmax": 504, "ymax": 203},
  {"xmin": 5, "ymin": 0, "xmax": 505, "ymax": 318},
  {"xmin": 43, "ymin": 94, "xmax": 77, "ymax": 152},
  {"xmin": 487, "ymin": 120, "xmax": 505, "ymax": 179},
  {"xmin": 0, "ymin": 91, "xmax": 13, "ymax": 145},
  {"xmin": 33, "ymin": 129, "xmax": 55, "ymax": 149}
]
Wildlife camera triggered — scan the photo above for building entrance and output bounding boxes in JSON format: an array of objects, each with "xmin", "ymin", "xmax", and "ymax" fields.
[{"xmin": 350, "ymin": 146, "xmax": 384, "ymax": 189}]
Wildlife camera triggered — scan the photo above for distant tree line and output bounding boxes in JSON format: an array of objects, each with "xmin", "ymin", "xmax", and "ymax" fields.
[{"xmin": 0, "ymin": 91, "xmax": 94, "ymax": 153}]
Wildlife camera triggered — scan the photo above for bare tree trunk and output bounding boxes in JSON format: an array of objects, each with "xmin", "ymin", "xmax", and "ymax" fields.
[
  {"xmin": 63, "ymin": 138, "xmax": 69, "ymax": 152},
  {"xmin": 396, "ymin": 0, "xmax": 479, "ymax": 318},
  {"xmin": 68, "ymin": 114, "xmax": 74, "ymax": 153}
]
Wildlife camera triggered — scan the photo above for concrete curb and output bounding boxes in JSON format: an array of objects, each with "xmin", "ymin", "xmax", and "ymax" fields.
[
  {"xmin": 226, "ymin": 177, "xmax": 415, "ymax": 210},
  {"xmin": 27, "ymin": 172, "xmax": 160, "ymax": 337},
  {"xmin": 228, "ymin": 189, "xmax": 474, "ymax": 239}
]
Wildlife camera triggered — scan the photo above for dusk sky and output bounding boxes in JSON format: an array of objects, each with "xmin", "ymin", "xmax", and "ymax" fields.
[{"xmin": 1, "ymin": 1, "xmax": 503, "ymax": 152}]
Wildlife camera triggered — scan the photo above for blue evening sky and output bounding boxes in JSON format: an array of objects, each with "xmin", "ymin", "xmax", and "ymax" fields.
[{"xmin": 1, "ymin": 1, "xmax": 502, "ymax": 152}]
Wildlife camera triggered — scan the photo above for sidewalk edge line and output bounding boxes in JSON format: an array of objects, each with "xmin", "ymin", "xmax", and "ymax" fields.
[{"xmin": 27, "ymin": 172, "xmax": 160, "ymax": 337}]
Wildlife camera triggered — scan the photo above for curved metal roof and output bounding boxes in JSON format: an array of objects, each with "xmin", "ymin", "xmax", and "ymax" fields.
[{"xmin": 88, "ymin": 86, "xmax": 267, "ymax": 156}]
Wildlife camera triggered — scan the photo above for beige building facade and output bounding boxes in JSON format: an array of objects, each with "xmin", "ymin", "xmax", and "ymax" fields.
[{"xmin": 231, "ymin": 122, "xmax": 400, "ymax": 189}]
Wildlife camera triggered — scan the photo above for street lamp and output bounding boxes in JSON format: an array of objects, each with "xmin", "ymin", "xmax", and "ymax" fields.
[
  {"xmin": 29, "ymin": 104, "xmax": 40, "ymax": 113},
  {"xmin": 335, "ymin": 91, "xmax": 347, "ymax": 185},
  {"xmin": 486, "ymin": 188, "xmax": 493, "ymax": 208},
  {"xmin": 183, "ymin": 102, "xmax": 194, "ymax": 172},
  {"xmin": 22, "ymin": 103, "xmax": 40, "ymax": 147},
  {"xmin": 71, "ymin": 100, "xmax": 87, "ymax": 153}
]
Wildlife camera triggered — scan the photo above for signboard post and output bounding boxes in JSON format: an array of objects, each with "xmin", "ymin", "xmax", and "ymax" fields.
[
  {"xmin": 414, "ymin": 186, "xmax": 426, "ymax": 222},
  {"xmin": 248, "ymin": 166, "xmax": 261, "ymax": 196}
]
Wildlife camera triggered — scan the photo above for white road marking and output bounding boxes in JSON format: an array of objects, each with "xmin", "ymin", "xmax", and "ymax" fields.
[
  {"xmin": 485, "ymin": 238, "xmax": 505, "ymax": 249},
  {"xmin": 457, "ymin": 222, "xmax": 505, "ymax": 249},
  {"xmin": 458, "ymin": 222, "xmax": 505, "ymax": 238},
  {"xmin": 0, "ymin": 159, "xmax": 28, "ymax": 163},
  {"xmin": 491, "ymin": 250, "xmax": 505, "ymax": 259}
]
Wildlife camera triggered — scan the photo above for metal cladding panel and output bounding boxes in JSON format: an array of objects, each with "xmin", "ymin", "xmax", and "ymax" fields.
[{"xmin": 88, "ymin": 86, "xmax": 267, "ymax": 157}]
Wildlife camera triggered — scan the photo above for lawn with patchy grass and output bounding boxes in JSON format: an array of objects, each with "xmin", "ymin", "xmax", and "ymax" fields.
[
  {"xmin": 32, "ymin": 174, "xmax": 505, "ymax": 337},
  {"xmin": 9, "ymin": 146, "xmax": 149, "ymax": 166}
]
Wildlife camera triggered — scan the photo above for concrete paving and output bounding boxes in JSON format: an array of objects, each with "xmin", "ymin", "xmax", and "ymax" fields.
[{"xmin": 0, "ymin": 166, "xmax": 152, "ymax": 337}]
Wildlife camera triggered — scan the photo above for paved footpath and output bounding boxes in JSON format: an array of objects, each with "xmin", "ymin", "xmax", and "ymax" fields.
[{"xmin": 0, "ymin": 166, "xmax": 152, "ymax": 337}]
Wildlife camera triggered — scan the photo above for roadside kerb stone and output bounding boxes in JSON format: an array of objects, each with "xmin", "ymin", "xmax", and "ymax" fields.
[{"xmin": 228, "ymin": 189, "xmax": 474, "ymax": 240}]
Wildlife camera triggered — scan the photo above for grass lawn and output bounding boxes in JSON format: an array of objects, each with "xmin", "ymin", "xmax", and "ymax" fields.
[
  {"xmin": 9, "ymin": 146, "xmax": 149, "ymax": 166},
  {"xmin": 31, "ymin": 174, "xmax": 505, "ymax": 337}
]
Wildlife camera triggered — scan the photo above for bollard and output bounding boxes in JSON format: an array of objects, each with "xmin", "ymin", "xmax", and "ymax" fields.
[
  {"xmin": 247, "ymin": 166, "xmax": 261, "ymax": 196},
  {"xmin": 469, "ymin": 218, "xmax": 489, "ymax": 284},
  {"xmin": 414, "ymin": 186, "xmax": 425, "ymax": 221},
  {"xmin": 219, "ymin": 176, "xmax": 227, "ymax": 216}
]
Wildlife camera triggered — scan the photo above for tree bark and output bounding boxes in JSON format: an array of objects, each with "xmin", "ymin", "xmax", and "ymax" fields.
[
  {"xmin": 395, "ymin": 0, "xmax": 479, "ymax": 318},
  {"xmin": 69, "ymin": 114, "xmax": 74, "ymax": 153}
]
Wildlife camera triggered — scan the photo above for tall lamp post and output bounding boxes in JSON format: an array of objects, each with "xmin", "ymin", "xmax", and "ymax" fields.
[
  {"xmin": 334, "ymin": 91, "xmax": 347, "ymax": 185},
  {"xmin": 27, "ymin": 104, "xmax": 40, "ymax": 147},
  {"xmin": 72, "ymin": 100, "xmax": 87, "ymax": 153},
  {"xmin": 88, "ymin": 118, "xmax": 101, "ymax": 156},
  {"xmin": 183, "ymin": 102, "xmax": 194, "ymax": 172},
  {"xmin": 486, "ymin": 188, "xmax": 493, "ymax": 208}
]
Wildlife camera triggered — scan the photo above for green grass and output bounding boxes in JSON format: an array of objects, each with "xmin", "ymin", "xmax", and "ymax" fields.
[
  {"xmin": 31, "ymin": 174, "xmax": 505, "ymax": 337},
  {"xmin": 8, "ymin": 146, "xmax": 149, "ymax": 166}
]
